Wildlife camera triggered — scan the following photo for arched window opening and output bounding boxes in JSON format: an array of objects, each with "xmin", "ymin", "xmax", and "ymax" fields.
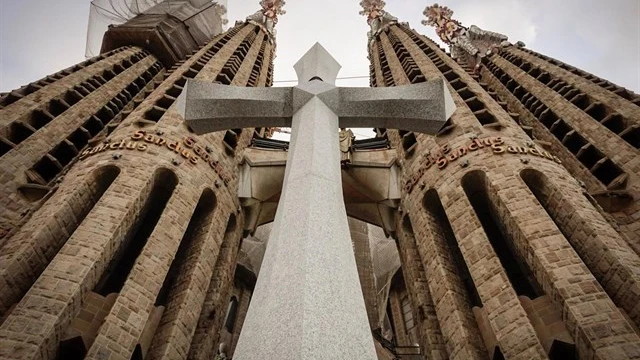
[
  {"xmin": 224, "ymin": 296, "xmax": 239, "ymax": 333},
  {"xmin": 3, "ymin": 165, "xmax": 120, "ymax": 321},
  {"xmin": 400, "ymin": 296, "xmax": 414, "ymax": 333},
  {"xmin": 421, "ymin": 191, "xmax": 483, "ymax": 307},
  {"xmin": 95, "ymin": 168, "xmax": 178, "ymax": 296},
  {"xmin": 155, "ymin": 188, "xmax": 217, "ymax": 306},
  {"xmin": 461, "ymin": 171, "xmax": 541, "ymax": 298},
  {"xmin": 187, "ymin": 212, "xmax": 241, "ymax": 360}
]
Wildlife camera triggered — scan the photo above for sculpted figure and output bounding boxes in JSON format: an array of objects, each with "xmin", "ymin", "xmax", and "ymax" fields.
[{"xmin": 339, "ymin": 128, "xmax": 355, "ymax": 166}]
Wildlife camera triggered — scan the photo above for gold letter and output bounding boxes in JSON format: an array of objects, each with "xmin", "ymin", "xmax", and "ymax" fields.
[
  {"xmin": 132, "ymin": 130, "xmax": 145, "ymax": 140},
  {"xmin": 491, "ymin": 144, "xmax": 506, "ymax": 154}
]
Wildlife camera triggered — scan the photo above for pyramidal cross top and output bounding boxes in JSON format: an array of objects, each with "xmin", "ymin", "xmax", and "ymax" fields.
[{"xmin": 177, "ymin": 42, "xmax": 454, "ymax": 359}]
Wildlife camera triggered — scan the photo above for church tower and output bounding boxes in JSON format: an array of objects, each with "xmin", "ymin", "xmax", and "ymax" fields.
[
  {"xmin": 0, "ymin": 1, "xmax": 280, "ymax": 359},
  {"xmin": 362, "ymin": 1, "xmax": 640, "ymax": 359}
]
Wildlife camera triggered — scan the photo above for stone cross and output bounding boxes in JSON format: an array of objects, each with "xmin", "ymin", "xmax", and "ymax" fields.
[{"xmin": 176, "ymin": 43, "xmax": 455, "ymax": 360}]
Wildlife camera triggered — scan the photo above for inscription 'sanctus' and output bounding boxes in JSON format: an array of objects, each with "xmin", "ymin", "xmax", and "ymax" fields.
[{"xmin": 79, "ymin": 130, "xmax": 232, "ymax": 185}]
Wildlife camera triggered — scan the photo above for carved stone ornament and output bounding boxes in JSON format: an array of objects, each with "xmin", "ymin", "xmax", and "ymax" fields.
[
  {"xmin": 422, "ymin": 3, "xmax": 508, "ymax": 71},
  {"xmin": 360, "ymin": 0, "xmax": 398, "ymax": 47},
  {"xmin": 246, "ymin": 0, "xmax": 286, "ymax": 40}
]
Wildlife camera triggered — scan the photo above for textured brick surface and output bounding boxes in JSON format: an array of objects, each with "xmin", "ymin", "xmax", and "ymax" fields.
[
  {"xmin": 0, "ymin": 47, "xmax": 162, "ymax": 243},
  {"xmin": 395, "ymin": 216, "xmax": 449, "ymax": 359},
  {"xmin": 484, "ymin": 49, "xmax": 640, "ymax": 248},
  {"xmin": 368, "ymin": 20, "xmax": 640, "ymax": 360},
  {"xmin": 0, "ymin": 20, "xmax": 272, "ymax": 360}
]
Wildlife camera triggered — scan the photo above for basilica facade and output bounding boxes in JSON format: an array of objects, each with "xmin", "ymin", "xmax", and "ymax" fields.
[{"xmin": 0, "ymin": 1, "xmax": 639, "ymax": 359}]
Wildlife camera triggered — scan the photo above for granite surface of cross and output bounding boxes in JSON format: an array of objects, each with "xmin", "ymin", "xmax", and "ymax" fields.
[{"xmin": 176, "ymin": 43, "xmax": 455, "ymax": 359}]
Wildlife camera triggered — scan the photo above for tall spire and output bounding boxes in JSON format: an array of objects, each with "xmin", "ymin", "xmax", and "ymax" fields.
[
  {"xmin": 422, "ymin": 3, "xmax": 509, "ymax": 71},
  {"xmin": 246, "ymin": 0, "xmax": 286, "ymax": 39},
  {"xmin": 359, "ymin": 0, "xmax": 397, "ymax": 47}
]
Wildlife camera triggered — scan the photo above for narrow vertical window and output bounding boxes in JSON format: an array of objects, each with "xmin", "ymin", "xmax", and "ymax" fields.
[
  {"xmin": 95, "ymin": 168, "xmax": 178, "ymax": 296},
  {"xmin": 401, "ymin": 296, "xmax": 414, "ymax": 333},
  {"xmin": 224, "ymin": 296, "xmax": 239, "ymax": 333},
  {"xmin": 461, "ymin": 171, "xmax": 541, "ymax": 298},
  {"xmin": 155, "ymin": 188, "xmax": 217, "ymax": 306},
  {"xmin": 422, "ymin": 190, "xmax": 482, "ymax": 307}
]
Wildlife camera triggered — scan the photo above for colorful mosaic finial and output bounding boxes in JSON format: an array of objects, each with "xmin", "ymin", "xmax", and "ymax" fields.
[
  {"xmin": 260, "ymin": 0, "xmax": 286, "ymax": 24},
  {"xmin": 359, "ymin": 0, "xmax": 386, "ymax": 24},
  {"xmin": 246, "ymin": 0, "xmax": 286, "ymax": 41},
  {"xmin": 422, "ymin": 3, "xmax": 463, "ymax": 45},
  {"xmin": 422, "ymin": 3, "xmax": 509, "ymax": 72}
]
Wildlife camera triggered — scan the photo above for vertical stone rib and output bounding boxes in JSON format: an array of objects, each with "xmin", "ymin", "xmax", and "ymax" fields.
[
  {"xmin": 484, "ymin": 168, "xmax": 640, "ymax": 359},
  {"xmin": 0, "ymin": 47, "xmax": 138, "ymax": 129},
  {"xmin": 188, "ymin": 215, "xmax": 243, "ymax": 360},
  {"xmin": 445, "ymin": 184, "xmax": 547, "ymax": 359},
  {"xmin": 146, "ymin": 194, "xmax": 227, "ymax": 360},
  {"xmin": 490, "ymin": 56, "xmax": 631, "ymax": 184},
  {"xmin": 478, "ymin": 64, "xmax": 604, "ymax": 192},
  {"xmin": 369, "ymin": 44, "xmax": 386, "ymax": 89},
  {"xmin": 85, "ymin": 183, "xmax": 196, "ymax": 360},
  {"xmin": 521, "ymin": 168, "xmax": 640, "ymax": 329},
  {"xmin": 403, "ymin": 204, "xmax": 488, "ymax": 360},
  {"xmin": 503, "ymin": 48, "xmax": 640, "ymax": 131},
  {"xmin": 395, "ymin": 216, "xmax": 450, "ymax": 359},
  {"xmin": 0, "ymin": 165, "xmax": 121, "ymax": 315},
  {"xmin": 0, "ymin": 167, "xmax": 152, "ymax": 360},
  {"xmin": 483, "ymin": 52, "xmax": 640, "ymax": 247},
  {"xmin": 378, "ymin": 32, "xmax": 410, "ymax": 85},
  {"xmin": 133, "ymin": 24, "xmax": 254, "ymax": 129},
  {"xmin": 232, "ymin": 33, "xmax": 265, "ymax": 86},
  {"xmin": 257, "ymin": 41, "xmax": 275, "ymax": 86},
  {"xmin": 511, "ymin": 47, "xmax": 640, "ymax": 108},
  {"xmin": 0, "ymin": 54, "xmax": 162, "ymax": 243}
]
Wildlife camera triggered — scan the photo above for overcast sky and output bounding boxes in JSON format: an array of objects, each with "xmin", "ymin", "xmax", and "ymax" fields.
[{"xmin": 2, "ymin": 0, "xmax": 639, "ymax": 95}]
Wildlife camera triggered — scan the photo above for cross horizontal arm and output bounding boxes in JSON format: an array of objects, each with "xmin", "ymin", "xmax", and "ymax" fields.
[
  {"xmin": 176, "ymin": 80, "xmax": 293, "ymax": 134},
  {"xmin": 178, "ymin": 77, "xmax": 455, "ymax": 135},
  {"xmin": 336, "ymin": 77, "xmax": 455, "ymax": 134}
]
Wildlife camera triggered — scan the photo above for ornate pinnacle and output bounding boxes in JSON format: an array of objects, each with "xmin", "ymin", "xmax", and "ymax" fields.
[
  {"xmin": 422, "ymin": 3, "xmax": 509, "ymax": 73},
  {"xmin": 359, "ymin": 0, "xmax": 386, "ymax": 24},
  {"xmin": 260, "ymin": 0, "xmax": 286, "ymax": 24},
  {"xmin": 422, "ymin": 3, "xmax": 455, "ymax": 27},
  {"xmin": 213, "ymin": 2, "xmax": 229, "ymax": 25},
  {"xmin": 422, "ymin": 3, "xmax": 464, "ymax": 45}
]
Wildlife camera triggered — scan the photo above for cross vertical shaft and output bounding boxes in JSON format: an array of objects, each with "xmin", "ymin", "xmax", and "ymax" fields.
[{"xmin": 232, "ymin": 44, "xmax": 377, "ymax": 360}]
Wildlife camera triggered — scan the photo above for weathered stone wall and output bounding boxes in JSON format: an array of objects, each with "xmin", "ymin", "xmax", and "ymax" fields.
[
  {"xmin": 0, "ymin": 19, "xmax": 275, "ymax": 360},
  {"xmin": 0, "ymin": 46, "xmax": 164, "ymax": 243},
  {"xmin": 368, "ymin": 22, "xmax": 640, "ymax": 360},
  {"xmin": 482, "ymin": 46, "xmax": 640, "ymax": 251}
]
